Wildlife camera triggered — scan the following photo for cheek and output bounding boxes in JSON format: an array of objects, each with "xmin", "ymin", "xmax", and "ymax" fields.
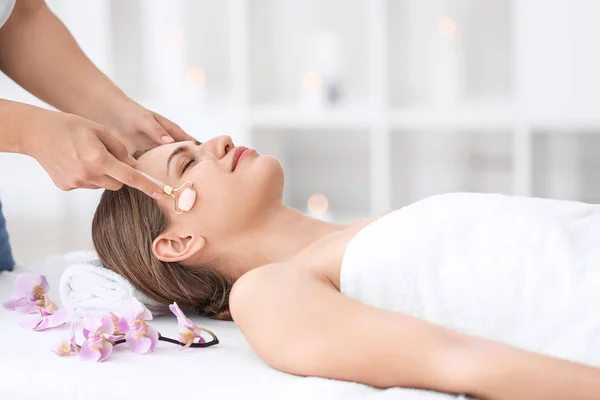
[
  {"xmin": 187, "ymin": 166, "xmax": 235, "ymax": 219},
  {"xmin": 186, "ymin": 157, "xmax": 283, "ymax": 229}
]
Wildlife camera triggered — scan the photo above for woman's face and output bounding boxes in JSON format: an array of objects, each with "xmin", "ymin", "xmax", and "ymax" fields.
[{"xmin": 135, "ymin": 136, "xmax": 284, "ymax": 260}]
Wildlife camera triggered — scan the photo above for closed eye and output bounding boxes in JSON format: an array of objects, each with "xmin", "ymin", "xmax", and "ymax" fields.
[{"xmin": 181, "ymin": 157, "xmax": 196, "ymax": 175}]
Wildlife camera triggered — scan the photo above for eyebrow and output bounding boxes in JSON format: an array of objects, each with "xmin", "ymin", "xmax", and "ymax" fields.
[{"xmin": 166, "ymin": 140, "xmax": 202, "ymax": 175}]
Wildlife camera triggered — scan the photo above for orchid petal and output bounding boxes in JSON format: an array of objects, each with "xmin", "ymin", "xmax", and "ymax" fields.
[
  {"xmin": 170, "ymin": 302, "xmax": 207, "ymax": 348},
  {"xmin": 45, "ymin": 308, "xmax": 73, "ymax": 329},
  {"xmin": 13, "ymin": 302, "xmax": 39, "ymax": 314},
  {"xmin": 51, "ymin": 341, "xmax": 71, "ymax": 356},
  {"xmin": 121, "ymin": 297, "xmax": 153, "ymax": 321},
  {"xmin": 146, "ymin": 326, "xmax": 159, "ymax": 351},
  {"xmin": 69, "ymin": 321, "xmax": 79, "ymax": 353},
  {"xmin": 99, "ymin": 314, "xmax": 115, "ymax": 335},
  {"xmin": 120, "ymin": 297, "xmax": 139, "ymax": 321},
  {"xmin": 140, "ymin": 307, "xmax": 153, "ymax": 321},
  {"xmin": 83, "ymin": 315, "xmax": 102, "ymax": 333},
  {"xmin": 41, "ymin": 294, "xmax": 57, "ymax": 311},
  {"xmin": 79, "ymin": 341, "xmax": 101, "ymax": 362},
  {"xmin": 82, "ymin": 328, "xmax": 90, "ymax": 339},
  {"xmin": 108, "ymin": 312, "xmax": 121, "ymax": 332},
  {"xmin": 3, "ymin": 297, "xmax": 30, "ymax": 311},
  {"xmin": 97, "ymin": 341, "xmax": 113, "ymax": 362},
  {"xmin": 39, "ymin": 276, "xmax": 50, "ymax": 293},
  {"xmin": 125, "ymin": 332, "xmax": 152, "ymax": 354},
  {"xmin": 117, "ymin": 317, "xmax": 130, "ymax": 334},
  {"xmin": 178, "ymin": 327, "xmax": 193, "ymax": 343},
  {"xmin": 169, "ymin": 302, "xmax": 187, "ymax": 320},
  {"xmin": 13, "ymin": 274, "xmax": 42, "ymax": 298},
  {"xmin": 86, "ymin": 334, "xmax": 105, "ymax": 350},
  {"xmin": 70, "ymin": 320, "xmax": 78, "ymax": 337},
  {"xmin": 34, "ymin": 318, "xmax": 50, "ymax": 331},
  {"xmin": 138, "ymin": 302, "xmax": 153, "ymax": 321}
]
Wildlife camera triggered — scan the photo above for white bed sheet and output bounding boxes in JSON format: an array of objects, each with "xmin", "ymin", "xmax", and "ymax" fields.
[{"xmin": 0, "ymin": 254, "xmax": 461, "ymax": 400}]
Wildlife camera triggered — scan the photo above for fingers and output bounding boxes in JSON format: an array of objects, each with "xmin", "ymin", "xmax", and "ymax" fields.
[
  {"xmin": 152, "ymin": 112, "xmax": 195, "ymax": 142},
  {"xmin": 139, "ymin": 114, "xmax": 175, "ymax": 145},
  {"xmin": 97, "ymin": 129, "xmax": 137, "ymax": 168},
  {"xmin": 95, "ymin": 176, "xmax": 123, "ymax": 191},
  {"xmin": 104, "ymin": 156, "xmax": 164, "ymax": 199}
]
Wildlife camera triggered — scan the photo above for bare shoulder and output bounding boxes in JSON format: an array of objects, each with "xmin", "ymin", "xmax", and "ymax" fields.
[
  {"xmin": 229, "ymin": 262, "xmax": 327, "ymax": 325},
  {"xmin": 229, "ymin": 262, "xmax": 334, "ymax": 371},
  {"xmin": 229, "ymin": 263, "xmax": 283, "ymax": 319}
]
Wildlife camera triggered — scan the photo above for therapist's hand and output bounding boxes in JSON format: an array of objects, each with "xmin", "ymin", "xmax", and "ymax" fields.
[
  {"xmin": 87, "ymin": 98, "xmax": 195, "ymax": 154},
  {"xmin": 22, "ymin": 106, "xmax": 165, "ymax": 198}
]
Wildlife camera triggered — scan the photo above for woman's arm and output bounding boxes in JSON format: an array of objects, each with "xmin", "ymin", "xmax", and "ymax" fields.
[
  {"xmin": 230, "ymin": 265, "xmax": 600, "ymax": 399},
  {"xmin": 0, "ymin": 0, "xmax": 126, "ymax": 122},
  {"xmin": 0, "ymin": 0, "xmax": 192, "ymax": 151}
]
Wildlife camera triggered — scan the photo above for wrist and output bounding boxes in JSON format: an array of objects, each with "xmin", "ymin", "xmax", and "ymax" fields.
[
  {"xmin": 0, "ymin": 100, "xmax": 40, "ymax": 155},
  {"xmin": 71, "ymin": 82, "xmax": 132, "ymax": 127}
]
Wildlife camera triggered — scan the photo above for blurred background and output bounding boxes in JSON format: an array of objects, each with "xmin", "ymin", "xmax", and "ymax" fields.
[{"xmin": 1, "ymin": 0, "xmax": 599, "ymax": 263}]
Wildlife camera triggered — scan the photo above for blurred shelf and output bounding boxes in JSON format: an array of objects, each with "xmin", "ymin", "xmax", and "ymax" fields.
[
  {"xmin": 249, "ymin": 105, "xmax": 371, "ymax": 129},
  {"xmin": 389, "ymin": 102, "xmax": 514, "ymax": 131},
  {"xmin": 532, "ymin": 116, "xmax": 600, "ymax": 133}
]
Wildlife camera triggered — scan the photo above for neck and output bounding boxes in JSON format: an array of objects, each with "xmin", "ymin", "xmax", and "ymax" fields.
[{"xmin": 215, "ymin": 205, "xmax": 346, "ymax": 278}]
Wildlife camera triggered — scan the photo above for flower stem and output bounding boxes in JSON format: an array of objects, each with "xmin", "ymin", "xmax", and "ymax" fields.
[
  {"xmin": 113, "ymin": 333, "xmax": 219, "ymax": 348},
  {"xmin": 159, "ymin": 332, "xmax": 219, "ymax": 348}
]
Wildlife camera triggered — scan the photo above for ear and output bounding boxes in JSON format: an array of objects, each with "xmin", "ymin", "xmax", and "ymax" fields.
[{"xmin": 152, "ymin": 232, "xmax": 206, "ymax": 263}]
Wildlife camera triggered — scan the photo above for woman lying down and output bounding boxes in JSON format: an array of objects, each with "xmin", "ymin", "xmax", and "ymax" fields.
[{"xmin": 92, "ymin": 136, "xmax": 600, "ymax": 399}]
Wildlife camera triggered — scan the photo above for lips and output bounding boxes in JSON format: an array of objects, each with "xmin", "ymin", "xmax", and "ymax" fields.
[{"xmin": 231, "ymin": 146, "xmax": 249, "ymax": 171}]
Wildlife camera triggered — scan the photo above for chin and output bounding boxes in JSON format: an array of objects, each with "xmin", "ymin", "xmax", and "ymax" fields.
[{"xmin": 246, "ymin": 155, "xmax": 285, "ymax": 204}]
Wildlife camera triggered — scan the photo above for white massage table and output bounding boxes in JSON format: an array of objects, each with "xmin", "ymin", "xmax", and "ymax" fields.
[{"xmin": 0, "ymin": 254, "xmax": 463, "ymax": 400}]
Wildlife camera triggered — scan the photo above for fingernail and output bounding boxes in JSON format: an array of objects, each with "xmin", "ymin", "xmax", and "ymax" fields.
[
  {"xmin": 152, "ymin": 191, "xmax": 163, "ymax": 200},
  {"xmin": 161, "ymin": 135, "xmax": 174, "ymax": 144}
]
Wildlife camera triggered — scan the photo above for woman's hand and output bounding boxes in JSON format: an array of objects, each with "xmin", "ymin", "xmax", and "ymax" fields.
[
  {"xmin": 91, "ymin": 98, "xmax": 195, "ymax": 154},
  {"xmin": 15, "ymin": 102, "xmax": 165, "ymax": 198}
]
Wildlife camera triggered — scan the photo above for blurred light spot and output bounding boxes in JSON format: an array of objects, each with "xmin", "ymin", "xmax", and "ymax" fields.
[
  {"xmin": 436, "ymin": 15, "xmax": 457, "ymax": 37},
  {"xmin": 169, "ymin": 28, "xmax": 185, "ymax": 44},
  {"xmin": 302, "ymin": 71, "xmax": 324, "ymax": 92},
  {"xmin": 186, "ymin": 67, "xmax": 206, "ymax": 86},
  {"xmin": 307, "ymin": 193, "xmax": 329, "ymax": 216}
]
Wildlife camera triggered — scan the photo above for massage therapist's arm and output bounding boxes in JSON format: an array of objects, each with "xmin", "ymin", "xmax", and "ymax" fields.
[
  {"xmin": 0, "ymin": 0, "xmax": 123, "ymax": 126},
  {"xmin": 230, "ymin": 265, "xmax": 600, "ymax": 399},
  {"xmin": 0, "ymin": 0, "xmax": 191, "ymax": 150},
  {"xmin": 0, "ymin": 98, "xmax": 165, "ymax": 197},
  {"xmin": 0, "ymin": 0, "xmax": 192, "ymax": 196}
]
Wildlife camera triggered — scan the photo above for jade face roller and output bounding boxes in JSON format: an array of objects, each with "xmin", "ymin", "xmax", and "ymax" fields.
[{"xmin": 140, "ymin": 172, "xmax": 197, "ymax": 214}]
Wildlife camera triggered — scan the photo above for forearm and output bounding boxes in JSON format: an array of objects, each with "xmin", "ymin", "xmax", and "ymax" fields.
[
  {"xmin": 0, "ymin": 98, "xmax": 43, "ymax": 154},
  {"xmin": 465, "ymin": 338, "xmax": 600, "ymax": 400},
  {"xmin": 0, "ymin": 0, "xmax": 128, "ymax": 122}
]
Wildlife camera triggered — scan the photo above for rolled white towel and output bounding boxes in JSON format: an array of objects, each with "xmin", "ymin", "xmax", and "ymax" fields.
[{"xmin": 59, "ymin": 260, "xmax": 168, "ymax": 318}]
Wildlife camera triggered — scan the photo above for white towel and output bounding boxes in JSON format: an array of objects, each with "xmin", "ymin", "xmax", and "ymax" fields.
[
  {"xmin": 59, "ymin": 254, "xmax": 168, "ymax": 317},
  {"xmin": 341, "ymin": 193, "xmax": 600, "ymax": 367}
]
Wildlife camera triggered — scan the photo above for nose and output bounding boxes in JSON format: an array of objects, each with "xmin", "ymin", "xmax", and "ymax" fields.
[{"xmin": 212, "ymin": 135, "xmax": 234, "ymax": 160}]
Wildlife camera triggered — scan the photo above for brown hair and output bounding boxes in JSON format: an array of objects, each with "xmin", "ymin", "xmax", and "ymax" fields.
[{"xmin": 91, "ymin": 185, "xmax": 233, "ymax": 320}]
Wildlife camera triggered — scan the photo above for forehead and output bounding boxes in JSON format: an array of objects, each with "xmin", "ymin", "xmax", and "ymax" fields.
[{"xmin": 135, "ymin": 140, "xmax": 199, "ymax": 181}]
